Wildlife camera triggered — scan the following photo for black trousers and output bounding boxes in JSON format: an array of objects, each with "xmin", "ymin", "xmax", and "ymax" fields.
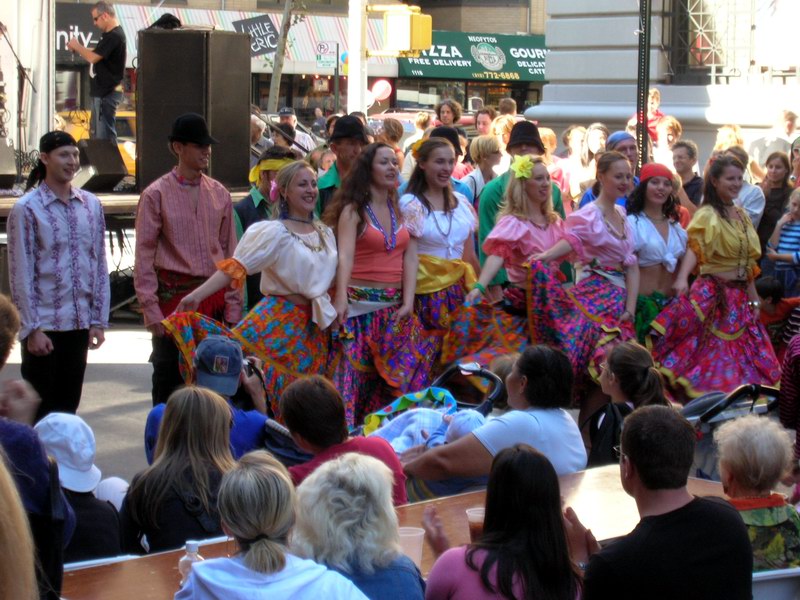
[
  {"xmin": 21, "ymin": 329, "xmax": 90, "ymax": 421},
  {"xmin": 149, "ymin": 334, "xmax": 185, "ymax": 406}
]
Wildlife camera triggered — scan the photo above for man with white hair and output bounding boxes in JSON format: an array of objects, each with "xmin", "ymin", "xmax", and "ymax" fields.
[{"xmin": 249, "ymin": 115, "xmax": 271, "ymax": 168}]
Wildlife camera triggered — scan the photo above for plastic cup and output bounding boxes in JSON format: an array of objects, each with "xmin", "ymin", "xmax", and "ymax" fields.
[
  {"xmin": 466, "ymin": 507, "xmax": 485, "ymax": 542},
  {"xmin": 398, "ymin": 526, "xmax": 425, "ymax": 569}
]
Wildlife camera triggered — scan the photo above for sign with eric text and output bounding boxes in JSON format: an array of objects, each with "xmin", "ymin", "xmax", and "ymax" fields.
[{"xmin": 232, "ymin": 14, "xmax": 279, "ymax": 57}]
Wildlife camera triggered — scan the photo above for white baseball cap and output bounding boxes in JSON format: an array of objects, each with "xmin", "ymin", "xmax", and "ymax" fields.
[{"xmin": 34, "ymin": 413, "xmax": 102, "ymax": 493}]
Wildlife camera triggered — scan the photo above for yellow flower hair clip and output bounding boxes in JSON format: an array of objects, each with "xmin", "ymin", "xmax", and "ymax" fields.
[
  {"xmin": 510, "ymin": 154, "xmax": 534, "ymax": 179},
  {"xmin": 410, "ymin": 139, "xmax": 425, "ymax": 161}
]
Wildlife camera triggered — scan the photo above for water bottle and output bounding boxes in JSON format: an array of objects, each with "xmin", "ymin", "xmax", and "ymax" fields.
[{"xmin": 178, "ymin": 540, "xmax": 204, "ymax": 585}]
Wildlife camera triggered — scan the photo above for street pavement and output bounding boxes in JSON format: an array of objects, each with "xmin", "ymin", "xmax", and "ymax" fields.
[{"xmin": 4, "ymin": 324, "xmax": 154, "ymax": 483}]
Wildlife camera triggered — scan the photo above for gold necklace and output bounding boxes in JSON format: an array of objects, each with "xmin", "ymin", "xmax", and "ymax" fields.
[{"xmin": 283, "ymin": 222, "xmax": 326, "ymax": 253}]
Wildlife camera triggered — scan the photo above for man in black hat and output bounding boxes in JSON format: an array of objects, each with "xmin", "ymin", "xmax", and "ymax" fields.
[
  {"xmin": 278, "ymin": 107, "xmax": 314, "ymax": 155},
  {"xmin": 134, "ymin": 113, "xmax": 242, "ymax": 406},
  {"xmin": 477, "ymin": 120, "xmax": 567, "ymax": 291},
  {"xmin": 397, "ymin": 126, "xmax": 475, "ymax": 204},
  {"xmin": 66, "ymin": 1, "xmax": 126, "ymax": 144},
  {"xmin": 315, "ymin": 115, "xmax": 369, "ymax": 216},
  {"xmin": 7, "ymin": 131, "xmax": 110, "ymax": 419}
]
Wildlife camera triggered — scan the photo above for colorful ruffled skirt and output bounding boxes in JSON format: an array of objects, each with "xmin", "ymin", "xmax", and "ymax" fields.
[
  {"xmin": 164, "ymin": 295, "xmax": 329, "ymax": 420},
  {"xmin": 527, "ymin": 261, "xmax": 635, "ymax": 399},
  {"xmin": 327, "ymin": 287, "xmax": 439, "ymax": 427},
  {"xmin": 634, "ymin": 291, "xmax": 672, "ymax": 344},
  {"xmin": 442, "ymin": 288, "xmax": 529, "ymax": 376},
  {"xmin": 649, "ymin": 275, "xmax": 781, "ymax": 403}
]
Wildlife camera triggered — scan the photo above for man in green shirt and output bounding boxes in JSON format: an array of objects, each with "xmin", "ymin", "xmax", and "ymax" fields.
[
  {"xmin": 316, "ymin": 115, "xmax": 368, "ymax": 217},
  {"xmin": 478, "ymin": 121, "xmax": 567, "ymax": 288}
]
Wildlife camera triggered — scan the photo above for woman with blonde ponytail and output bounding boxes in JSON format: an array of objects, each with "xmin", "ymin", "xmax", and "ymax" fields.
[{"xmin": 174, "ymin": 451, "xmax": 367, "ymax": 600}]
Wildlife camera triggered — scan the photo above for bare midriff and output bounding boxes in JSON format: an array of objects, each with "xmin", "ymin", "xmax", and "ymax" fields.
[{"xmin": 638, "ymin": 264, "xmax": 677, "ymax": 297}]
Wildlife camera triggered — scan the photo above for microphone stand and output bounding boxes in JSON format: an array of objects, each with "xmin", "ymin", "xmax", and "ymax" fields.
[{"xmin": 0, "ymin": 20, "xmax": 38, "ymax": 177}]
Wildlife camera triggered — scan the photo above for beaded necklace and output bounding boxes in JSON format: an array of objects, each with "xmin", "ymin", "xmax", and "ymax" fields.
[
  {"xmin": 602, "ymin": 206, "xmax": 627, "ymax": 240},
  {"xmin": 365, "ymin": 199, "xmax": 398, "ymax": 252},
  {"xmin": 421, "ymin": 193, "xmax": 454, "ymax": 239}
]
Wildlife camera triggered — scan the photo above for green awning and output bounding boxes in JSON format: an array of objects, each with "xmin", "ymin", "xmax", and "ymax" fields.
[{"xmin": 398, "ymin": 30, "xmax": 547, "ymax": 82}]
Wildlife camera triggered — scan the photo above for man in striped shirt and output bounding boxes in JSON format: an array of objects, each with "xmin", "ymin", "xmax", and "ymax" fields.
[
  {"xmin": 134, "ymin": 113, "xmax": 242, "ymax": 405},
  {"xmin": 8, "ymin": 131, "xmax": 110, "ymax": 419}
]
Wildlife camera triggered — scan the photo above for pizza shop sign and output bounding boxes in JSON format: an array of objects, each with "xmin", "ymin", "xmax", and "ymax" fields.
[{"xmin": 397, "ymin": 31, "xmax": 548, "ymax": 82}]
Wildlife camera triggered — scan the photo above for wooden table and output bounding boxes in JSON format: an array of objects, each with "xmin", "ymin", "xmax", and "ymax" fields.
[{"xmin": 61, "ymin": 465, "xmax": 724, "ymax": 600}]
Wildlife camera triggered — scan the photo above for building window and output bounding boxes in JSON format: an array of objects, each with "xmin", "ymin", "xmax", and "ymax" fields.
[{"xmin": 668, "ymin": 0, "xmax": 798, "ymax": 85}]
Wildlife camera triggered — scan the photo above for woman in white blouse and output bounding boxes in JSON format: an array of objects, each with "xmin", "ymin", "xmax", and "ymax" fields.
[
  {"xmin": 399, "ymin": 137, "xmax": 481, "ymax": 338},
  {"xmin": 626, "ymin": 162, "xmax": 687, "ymax": 342},
  {"xmin": 171, "ymin": 161, "xmax": 338, "ymax": 418}
]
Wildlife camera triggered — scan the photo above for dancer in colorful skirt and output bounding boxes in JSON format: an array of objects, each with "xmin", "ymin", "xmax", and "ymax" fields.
[
  {"xmin": 443, "ymin": 155, "xmax": 566, "ymax": 368},
  {"xmin": 324, "ymin": 143, "xmax": 438, "ymax": 427},
  {"xmin": 626, "ymin": 163, "xmax": 688, "ymax": 342},
  {"xmin": 399, "ymin": 137, "xmax": 479, "ymax": 342},
  {"xmin": 530, "ymin": 151, "xmax": 639, "ymax": 414},
  {"xmin": 650, "ymin": 155, "xmax": 781, "ymax": 403},
  {"xmin": 169, "ymin": 162, "xmax": 338, "ymax": 419}
]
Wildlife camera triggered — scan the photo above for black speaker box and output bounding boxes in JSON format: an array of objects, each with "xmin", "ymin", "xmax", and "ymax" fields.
[
  {"xmin": 136, "ymin": 29, "xmax": 250, "ymax": 191},
  {"xmin": 74, "ymin": 139, "xmax": 127, "ymax": 192},
  {"xmin": 0, "ymin": 140, "xmax": 16, "ymax": 189}
]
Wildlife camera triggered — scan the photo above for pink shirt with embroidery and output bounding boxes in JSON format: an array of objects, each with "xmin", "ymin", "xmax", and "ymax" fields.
[
  {"xmin": 483, "ymin": 215, "xmax": 566, "ymax": 283},
  {"xmin": 134, "ymin": 169, "xmax": 242, "ymax": 326},
  {"xmin": 564, "ymin": 202, "xmax": 637, "ymax": 268}
]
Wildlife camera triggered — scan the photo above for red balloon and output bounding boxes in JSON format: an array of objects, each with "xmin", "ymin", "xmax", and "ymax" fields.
[{"xmin": 371, "ymin": 79, "xmax": 392, "ymax": 102}]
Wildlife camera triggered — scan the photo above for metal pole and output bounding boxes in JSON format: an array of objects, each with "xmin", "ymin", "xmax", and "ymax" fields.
[
  {"xmin": 635, "ymin": 0, "xmax": 652, "ymax": 171},
  {"xmin": 347, "ymin": 0, "xmax": 367, "ymax": 113},
  {"xmin": 334, "ymin": 42, "xmax": 340, "ymax": 114}
]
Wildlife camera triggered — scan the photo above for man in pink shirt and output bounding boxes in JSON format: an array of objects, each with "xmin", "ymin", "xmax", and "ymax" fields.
[{"xmin": 134, "ymin": 113, "xmax": 242, "ymax": 405}]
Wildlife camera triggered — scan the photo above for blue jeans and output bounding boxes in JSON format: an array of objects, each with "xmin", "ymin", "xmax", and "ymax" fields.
[{"xmin": 91, "ymin": 91, "xmax": 122, "ymax": 144}]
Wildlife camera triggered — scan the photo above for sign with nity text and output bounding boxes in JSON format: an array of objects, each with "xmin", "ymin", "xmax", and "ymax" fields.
[
  {"xmin": 397, "ymin": 30, "xmax": 548, "ymax": 82},
  {"xmin": 232, "ymin": 14, "xmax": 279, "ymax": 57}
]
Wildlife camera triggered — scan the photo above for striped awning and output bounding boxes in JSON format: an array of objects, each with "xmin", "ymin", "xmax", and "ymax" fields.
[{"xmin": 114, "ymin": 5, "xmax": 397, "ymax": 75}]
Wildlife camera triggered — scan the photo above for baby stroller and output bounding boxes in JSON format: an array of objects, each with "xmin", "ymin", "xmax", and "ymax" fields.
[
  {"xmin": 680, "ymin": 384, "xmax": 780, "ymax": 481},
  {"xmin": 261, "ymin": 363, "xmax": 505, "ymax": 467}
]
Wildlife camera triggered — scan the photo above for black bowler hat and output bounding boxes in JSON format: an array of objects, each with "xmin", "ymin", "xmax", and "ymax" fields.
[
  {"xmin": 507, "ymin": 120, "xmax": 545, "ymax": 154},
  {"xmin": 429, "ymin": 126, "xmax": 463, "ymax": 157},
  {"xmin": 168, "ymin": 113, "xmax": 218, "ymax": 145},
  {"xmin": 329, "ymin": 115, "xmax": 369, "ymax": 144}
]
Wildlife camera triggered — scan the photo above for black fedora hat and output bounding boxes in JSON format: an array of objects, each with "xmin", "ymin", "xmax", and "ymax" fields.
[
  {"xmin": 507, "ymin": 120, "xmax": 544, "ymax": 154},
  {"xmin": 329, "ymin": 115, "xmax": 369, "ymax": 144},
  {"xmin": 168, "ymin": 113, "xmax": 218, "ymax": 145},
  {"xmin": 429, "ymin": 126, "xmax": 463, "ymax": 157}
]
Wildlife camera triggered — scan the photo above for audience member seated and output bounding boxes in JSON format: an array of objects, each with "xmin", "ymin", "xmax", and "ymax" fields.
[
  {"xmin": 121, "ymin": 386, "xmax": 236, "ymax": 554},
  {"xmin": 0, "ymin": 450, "xmax": 37, "ymax": 600},
  {"xmin": 0, "ymin": 294, "xmax": 75, "ymax": 599},
  {"xmin": 293, "ymin": 453, "xmax": 425, "ymax": 600},
  {"xmin": 568, "ymin": 406, "xmax": 753, "ymax": 599},
  {"xmin": 175, "ymin": 451, "xmax": 367, "ymax": 600},
  {"xmin": 402, "ymin": 345, "xmax": 586, "ymax": 500},
  {"xmin": 586, "ymin": 342, "xmax": 670, "ymax": 466},
  {"xmin": 423, "ymin": 444, "xmax": 581, "ymax": 599},
  {"xmin": 34, "ymin": 413, "xmax": 121, "ymax": 563},
  {"xmin": 715, "ymin": 414, "xmax": 800, "ymax": 571},
  {"xmin": 281, "ymin": 376, "xmax": 408, "ymax": 506},
  {"xmin": 145, "ymin": 335, "xmax": 268, "ymax": 462},
  {"xmin": 756, "ymin": 276, "xmax": 800, "ymax": 360}
]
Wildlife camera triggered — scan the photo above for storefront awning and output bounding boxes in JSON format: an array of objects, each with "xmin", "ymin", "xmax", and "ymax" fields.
[
  {"xmin": 397, "ymin": 30, "xmax": 548, "ymax": 83},
  {"xmin": 55, "ymin": 2, "xmax": 396, "ymax": 76}
]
